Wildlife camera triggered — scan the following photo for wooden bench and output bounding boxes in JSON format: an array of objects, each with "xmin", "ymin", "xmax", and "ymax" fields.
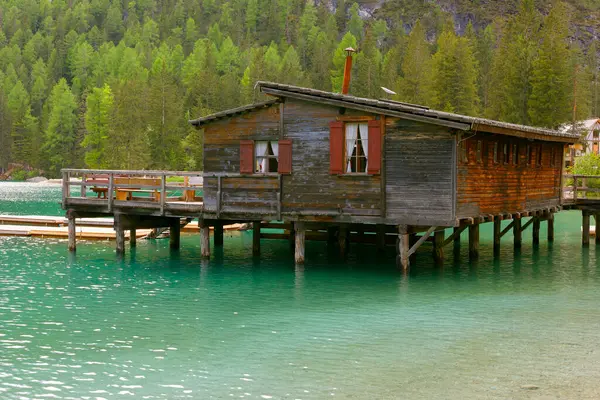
[
  {"xmin": 184, "ymin": 176, "xmax": 203, "ymax": 202},
  {"xmin": 85, "ymin": 174, "xmax": 110, "ymax": 198},
  {"xmin": 114, "ymin": 177, "xmax": 161, "ymax": 201}
]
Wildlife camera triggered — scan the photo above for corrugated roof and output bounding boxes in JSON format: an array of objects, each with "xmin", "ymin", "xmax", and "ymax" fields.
[
  {"xmin": 256, "ymin": 81, "xmax": 579, "ymax": 141},
  {"xmin": 189, "ymin": 99, "xmax": 280, "ymax": 126}
]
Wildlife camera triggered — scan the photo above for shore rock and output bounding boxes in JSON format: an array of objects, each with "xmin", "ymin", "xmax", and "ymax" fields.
[{"xmin": 26, "ymin": 176, "xmax": 48, "ymax": 183}]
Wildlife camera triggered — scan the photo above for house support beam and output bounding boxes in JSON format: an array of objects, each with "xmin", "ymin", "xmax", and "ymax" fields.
[
  {"xmin": 596, "ymin": 214, "xmax": 600, "ymax": 246},
  {"xmin": 170, "ymin": 219, "xmax": 180, "ymax": 250},
  {"xmin": 513, "ymin": 217, "xmax": 522, "ymax": 249},
  {"xmin": 397, "ymin": 225, "xmax": 410, "ymax": 271},
  {"xmin": 130, "ymin": 228, "xmax": 136, "ymax": 247},
  {"xmin": 582, "ymin": 212, "xmax": 590, "ymax": 247},
  {"xmin": 469, "ymin": 223, "xmax": 479, "ymax": 259},
  {"xmin": 295, "ymin": 222, "xmax": 306, "ymax": 264},
  {"xmin": 532, "ymin": 217, "xmax": 540, "ymax": 246},
  {"xmin": 253, "ymin": 221, "xmax": 261, "ymax": 256},
  {"xmin": 338, "ymin": 225, "xmax": 348, "ymax": 257},
  {"xmin": 433, "ymin": 229, "xmax": 444, "ymax": 265},
  {"xmin": 68, "ymin": 216, "xmax": 76, "ymax": 252},
  {"xmin": 214, "ymin": 221, "xmax": 224, "ymax": 247},
  {"xmin": 493, "ymin": 217, "xmax": 501, "ymax": 255},
  {"xmin": 200, "ymin": 219, "xmax": 210, "ymax": 259},
  {"xmin": 547, "ymin": 213, "xmax": 554, "ymax": 242},
  {"xmin": 115, "ymin": 223, "xmax": 125, "ymax": 255},
  {"xmin": 376, "ymin": 224, "xmax": 386, "ymax": 251}
]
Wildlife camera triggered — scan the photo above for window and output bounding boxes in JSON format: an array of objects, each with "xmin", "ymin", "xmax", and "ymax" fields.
[
  {"xmin": 512, "ymin": 144, "xmax": 518, "ymax": 165},
  {"xmin": 527, "ymin": 145, "xmax": 532, "ymax": 166},
  {"xmin": 503, "ymin": 142, "xmax": 510, "ymax": 164},
  {"xmin": 329, "ymin": 120, "xmax": 381, "ymax": 175},
  {"xmin": 240, "ymin": 140, "xmax": 292, "ymax": 174},
  {"xmin": 493, "ymin": 142, "xmax": 498, "ymax": 164},
  {"xmin": 476, "ymin": 141, "xmax": 482, "ymax": 163},
  {"xmin": 550, "ymin": 146, "xmax": 556, "ymax": 167},
  {"xmin": 537, "ymin": 144, "xmax": 543, "ymax": 167},
  {"xmin": 344, "ymin": 123, "xmax": 369, "ymax": 173},
  {"xmin": 255, "ymin": 141, "xmax": 279, "ymax": 173}
]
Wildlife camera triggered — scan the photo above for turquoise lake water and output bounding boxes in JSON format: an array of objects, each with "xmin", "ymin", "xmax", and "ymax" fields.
[{"xmin": 1, "ymin": 183, "xmax": 600, "ymax": 399}]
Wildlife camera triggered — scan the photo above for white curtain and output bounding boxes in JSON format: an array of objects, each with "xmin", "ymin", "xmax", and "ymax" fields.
[
  {"xmin": 358, "ymin": 122, "xmax": 369, "ymax": 171},
  {"xmin": 255, "ymin": 141, "xmax": 269, "ymax": 173},
  {"xmin": 270, "ymin": 141, "xmax": 279, "ymax": 158},
  {"xmin": 345, "ymin": 123, "xmax": 358, "ymax": 172}
]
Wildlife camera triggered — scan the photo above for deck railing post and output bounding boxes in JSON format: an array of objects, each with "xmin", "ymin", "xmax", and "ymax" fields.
[
  {"xmin": 62, "ymin": 170, "xmax": 69, "ymax": 208},
  {"xmin": 107, "ymin": 173, "xmax": 114, "ymax": 212},
  {"xmin": 160, "ymin": 173, "xmax": 166, "ymax": 215},
  {"xmin": 582, "ymin": 177, "xmax": 588, "ymax": 199},
  {"xmin": 80, "ymin": 173, "xmax": 87, "ymax": 198},
  {"xmin": 573, "ymin": 176, "xmax": 578, "ymax": 202}
]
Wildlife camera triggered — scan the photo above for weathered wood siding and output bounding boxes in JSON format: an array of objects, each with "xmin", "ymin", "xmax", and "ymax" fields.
[
  {"xmin": 281, "ymin": 99, "xmax": 381, "ymax": 217},
  {"xmin": 456, "ymin": 133, "xmax": 563, "ymax": 218},
  {"xmin": 202, "ymin": 104, "xmax": 280, "ymax": 213},
  {"xmin": 384, "ymin": 118, "xmax": 456, "ymax": 226}
]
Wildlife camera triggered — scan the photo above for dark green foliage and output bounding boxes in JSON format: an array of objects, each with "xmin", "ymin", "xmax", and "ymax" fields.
[{"xmin": 0, "ymin": 0, "xmax": 596, "ymax": 175}]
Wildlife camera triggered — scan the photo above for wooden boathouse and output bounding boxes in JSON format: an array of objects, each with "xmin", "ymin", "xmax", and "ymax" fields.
[{"xmin": 61, "ymin": 79, "xmax": 585, "ymax": 270}]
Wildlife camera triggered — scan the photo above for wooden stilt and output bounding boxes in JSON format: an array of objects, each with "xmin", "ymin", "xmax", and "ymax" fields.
[
  {"xmin": 214, "ymin": 221, "xmax": 224, "ymax": 247},
  {"xmin": 532, "ymin": 217, "xmax": 540, "ymax": 246},
  {"xmin": 582, "ymin": 212, "xmax": 590, "ymax": 247},
  {"xmin": 453, "ymin": 226, "xmax": 461, "ymax": 250},
  {"xmin": 115, "ymin": 223, "xmax": 125, "ymax": 255},
  {"xmin": 253, "ymin": 221, "xmax": 261, "ymax": 256},
  {"xmin": 170, "ymin": 220, "xmax": 180, "ymax": 250},
  {"xmin": 493, "ymin": 217, "xmax": 501, "ymax": 255},
  {"xmin": 547, "ymin": 213, "xmax": 554, "ymax": 242},
  {"xmin": 376, "ymin": 224, "xmax": 386, "ymax": 252},
  {"xmin": 596, "ymin": 214, "xmax": 600, "ymax": 246},
  {"xmin": 409, "ymin": 233, "xmax": 418, "ymax": 263},
  {"xmin": 468, "ymin": 223, "xmax": 479, "ymax": 259},
  {"xmin": 130, "ymin": 228, "xmax": 136, "ymax": 247},
  {"xmin": 289, "ymin": 222, "xmax": 296, "ymax": 249},
  {"xmin": 327, "ymin": 226, "xmax": 337, "ymax": 245},
  {"xmin": 513, "ymin": 217, "xmax": 522, "ymax": 249},
  {"xmin": 433, "ymin": 229, "xmax": 444, "ymax": 265},
  {"xmin": 338, "ymin": 225, "xmax": 348, "ymax": 257},
  {"xmin": 295, "ymin": 222, "xmax": 306, "ymax": 264},
  {"xmin": 200, "ymin": 219, "xmax": 210, "ymax": 259},
  {"xmin": 397, "ymin": 225, "xmax": 410, "ymax": 271},
  {"xmin": 68, "ymin": 216, "xmax": 76, "ymax": 252}
]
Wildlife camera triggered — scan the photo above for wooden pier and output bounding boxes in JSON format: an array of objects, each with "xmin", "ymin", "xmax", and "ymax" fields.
[{"xmin": 58, "ymin": 80, "xmax": 600, "ymax": 271}]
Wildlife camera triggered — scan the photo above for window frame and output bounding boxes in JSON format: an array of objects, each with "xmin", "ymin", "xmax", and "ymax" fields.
[
  {"xmin": 493, "ymin": 142, "xmax": 499, "ymax": 164},
  {"xmin": 254, "ymin": 140, "xmax": 279, "ymax": 174},
  {"xmin": 343, "ymin": 121, "xmax": 370, "ymax": 175}
]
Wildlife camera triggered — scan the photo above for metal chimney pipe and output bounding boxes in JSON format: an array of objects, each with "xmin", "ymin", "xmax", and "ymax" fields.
[{"xmin": 341, "ymin": 47, "xmax": 356, "ymax": 95}]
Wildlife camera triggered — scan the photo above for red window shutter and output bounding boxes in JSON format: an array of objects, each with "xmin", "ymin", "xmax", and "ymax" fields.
[
  {"xmin": 278, "ymin": 139, "xmax": 292, "ymax": 174},
  {"xmin": 367, "ymin": 119, "xmax": 382, "ymax": 175},
  {"xmin": 329, "ymin": 121, "xmax": 344, "ymax": 174},
  {"xmin": 240, "ymin": 140, "xmax": 254, "ymax": 174}
]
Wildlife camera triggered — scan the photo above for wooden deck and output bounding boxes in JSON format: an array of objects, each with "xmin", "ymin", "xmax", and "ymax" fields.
[{"xmin": 62, "ymin": 169, "xmax": 204, "ymax": 217}]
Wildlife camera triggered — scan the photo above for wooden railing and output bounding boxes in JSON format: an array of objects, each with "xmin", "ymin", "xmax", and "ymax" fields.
[
  {"xmin": 61, "ymin": 169, "xmax": 203, "ymax": 213},
  {"xmin": 563, "ymin": 174, "xmax": 600, "ymax": 202}
]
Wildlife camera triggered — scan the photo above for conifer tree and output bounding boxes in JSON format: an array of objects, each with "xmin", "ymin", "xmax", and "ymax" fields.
[
  {"xmin": 430, "ymin": 24, "xmax": 479, "ymax": 115},
  {"xmin": 82, "ymin": 84, "xmax": 113, "ymax": 168},
  {"xmin": 43, "ymin": 78, "xmax": 78, "ymax": 176},
  {"xmin": 331, "ymin": 32, "xmax": 357, "ymax": 92},
  {"xmin": 348, "ymin": 3, "xmax": 364, "ymax": 41},
  {"xmin": 353, "ymin": 28, "xmax": 381, "ymax": 98},
  {"xmin": 528, "ymin": 2, "xmax": 572, "ymax": 127},
  {"xmin": 487, "ymin": 0, "xmax": 540, "ymax": 124},
  {"xmin": 396, "ymin": 20, "xmax": 432, "ymax": 105}
]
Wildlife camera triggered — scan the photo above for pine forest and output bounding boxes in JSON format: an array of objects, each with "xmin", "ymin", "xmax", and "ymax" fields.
[{"xmin": 0, "ymin": 0, "xmax": 598, "ymax": 176}]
